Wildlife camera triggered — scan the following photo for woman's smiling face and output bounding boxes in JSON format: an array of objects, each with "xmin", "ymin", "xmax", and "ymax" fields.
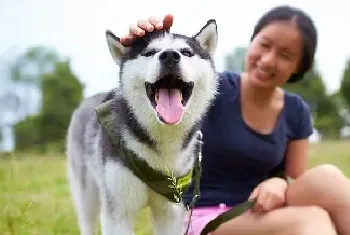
[{"xmin": 245, "ymin": 20, "xmax": 303, "ymax": 89}]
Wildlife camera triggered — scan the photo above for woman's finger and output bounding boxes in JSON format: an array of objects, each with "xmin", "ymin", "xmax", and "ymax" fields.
[
  {"xmin": 248, "ymin": 186, "xmax": 259, "ymax": 201},
  {"xmin": 137, "ymin": 19, "xmax": 154, "ymax": 32},
  {"xmin": 148, "ymin": 16, "xmax": 163, "ymax": 29},
  {"xmin": 162, "ymin": 14, "xmax": 174, "ymax": 29},
  {"xmin": 255, "ymin": 188, "xmax": 268, "ymax": 213},
  {"xmin": 129, "ymin": 24, "xmax": 145, "ymax": 36}
]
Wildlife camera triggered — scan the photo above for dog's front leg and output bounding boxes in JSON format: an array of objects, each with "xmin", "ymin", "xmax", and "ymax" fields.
[
  {"xmin": 100, "ymin": 204, "xmax": 134, "ymax": 235},
  {"xmin": 149, "ymin": 194, "xmax": 186, "ymax": 235},
  {"xmin": 100, "ymin": 161, "xmax": 148, "ymax": 235}
]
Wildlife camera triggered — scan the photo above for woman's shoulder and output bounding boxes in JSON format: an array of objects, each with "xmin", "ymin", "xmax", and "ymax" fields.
[
  {"xmin": 284, "ymin": 90, "xmax": 310, "ymax": 112},
  {"xmin": 283, "ymin": 90, "xmax": 314, "ymax": 140},
  {"xmin": 218, "ymin": 70, "xmax": 241, "ymax": 84},
  {"xmin": 216, "ymin": 71, "xmax": 241, "ymax": 92}
]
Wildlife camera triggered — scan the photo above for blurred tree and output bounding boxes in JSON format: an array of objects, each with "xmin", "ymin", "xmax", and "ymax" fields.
[
  {"xmin": 14, "ymin": 115, "xmax": 42, "ymax": 151},
  {"xmin": 9, "ymin": 46, "xmax": 84, "ymax": 152},
  {"xmin": 3, "ymin": 46, "xmax": 59, "ymax": 122},
  {"xmin": 313, "ymin": 94, "xmax": 344, "ymax": 139},
  {"xmin": 39, "ymin": 59, "xmax": 84, "ymax": 151},
  {"xmin": 339, "ymin": 58, "xmax": 350, "ymax": 126},
  {"xmin": 340, "ymin": 58, "xmax": 350, "ymax": 108},
  {"xmin": 283, "ymin": 67, "xmax": 325, "ymax": 109}
]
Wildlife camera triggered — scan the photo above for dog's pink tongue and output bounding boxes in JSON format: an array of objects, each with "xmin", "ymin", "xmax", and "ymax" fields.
[{"xmin": 156, "ymin": 88, "xmax": 184, "ymax": 124}]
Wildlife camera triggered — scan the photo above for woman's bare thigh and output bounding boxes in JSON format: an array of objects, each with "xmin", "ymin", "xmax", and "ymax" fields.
[{"xmin": 212, "ymin": 205, "xmax": 336, "ymax": 235}]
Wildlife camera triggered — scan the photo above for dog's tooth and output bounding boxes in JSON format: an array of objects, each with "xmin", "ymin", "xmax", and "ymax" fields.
[{"xmin": 155, "ymin": 93, "xmax": 160, "ymax": 103}]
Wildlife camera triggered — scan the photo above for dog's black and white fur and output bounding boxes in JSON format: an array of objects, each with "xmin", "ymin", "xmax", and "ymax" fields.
[{"xmin": 66, "ymin": 19, "xmax": 219, "ymax": 235}]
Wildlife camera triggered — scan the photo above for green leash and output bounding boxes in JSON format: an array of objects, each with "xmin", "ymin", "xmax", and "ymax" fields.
[
  {"xmin": 199, "ymin": 199, "xmax": 256, "ymax": 235},
  {"xmin": 184, "ymin": 131, "xmax": 203, "ymax": 235},
  {"xmin": 199, "ymin": 170, "xmax": 287, "ymax": 235}
]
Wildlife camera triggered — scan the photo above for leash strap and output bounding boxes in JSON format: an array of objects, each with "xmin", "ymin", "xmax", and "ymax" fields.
[
  {"xmin": 200, "ymin": 199, "xmax": 256, "ymax": 235},
  {"xmin": 184, "ymin": 131, "xmax": 203, "ymax": 235},
  {"xmin": 199, "ymin": 170, "xmax": 287, "ymax": 235}
]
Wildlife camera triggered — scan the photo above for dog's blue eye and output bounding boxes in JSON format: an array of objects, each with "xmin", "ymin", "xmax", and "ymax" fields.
[
  {"xmin": 181, "ymin": 49, "xmax": 194, "ymax": 57},
  {"xmin": 142, "ymin": 50, "xmax": 157, "ymax": 57}
]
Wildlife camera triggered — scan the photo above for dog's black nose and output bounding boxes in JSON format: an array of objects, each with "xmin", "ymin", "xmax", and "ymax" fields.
[{"xmin": 159, "ymin": 50, "xmax": 181, "ymax": 68}]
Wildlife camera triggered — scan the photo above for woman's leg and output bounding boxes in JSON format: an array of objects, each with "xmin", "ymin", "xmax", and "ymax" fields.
[
  {"xmin": 212, "ymin": 205, "xmax": 336, "ymax": 235},
  {"xmin": 199, "ymin": 164, "xmax": 349, "ymax": 235},
  {"xmin": 286, "ymin": 164, "xmax": 350, "ymax": 235}
]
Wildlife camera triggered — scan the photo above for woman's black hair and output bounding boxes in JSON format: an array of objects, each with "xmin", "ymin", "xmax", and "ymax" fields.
[{"xmin": 250, "ymin": 5, "xmax": 318, "ymax": 83}]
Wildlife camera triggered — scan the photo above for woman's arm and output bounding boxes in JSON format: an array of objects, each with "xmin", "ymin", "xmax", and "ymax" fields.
[{"xmin": 285, "ymin": 138, "xmax": 310, "ymax": 179}]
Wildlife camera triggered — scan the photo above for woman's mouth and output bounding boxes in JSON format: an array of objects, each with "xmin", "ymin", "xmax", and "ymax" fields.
[{"xmin": 255, "ymin": 66, "xmax": 274, "ymax": 81}]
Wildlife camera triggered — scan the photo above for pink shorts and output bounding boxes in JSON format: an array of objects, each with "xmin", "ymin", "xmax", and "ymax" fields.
[{"xmin": 183, "ymin": 204, "xmax": 232, "ymax": 235}]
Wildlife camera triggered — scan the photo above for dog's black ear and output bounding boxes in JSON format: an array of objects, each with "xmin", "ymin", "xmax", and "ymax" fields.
[
  {"xmin": 106, "ymin": 30, "xmax": 129, "ymax": 65},
  {"xmin": 193, "ymin": 19, "xmax": 218, "ymax": 57}
]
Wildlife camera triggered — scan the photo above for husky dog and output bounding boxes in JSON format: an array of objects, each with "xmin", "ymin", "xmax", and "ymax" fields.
[{"xmin": 66, "ymin": 19, "xmax": 219, "ymax": 235}]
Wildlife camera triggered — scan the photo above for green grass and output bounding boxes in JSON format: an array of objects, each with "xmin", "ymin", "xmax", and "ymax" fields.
[{"xmin": 1, "ymin": 140, "xmax": 350, "ymax": 235}]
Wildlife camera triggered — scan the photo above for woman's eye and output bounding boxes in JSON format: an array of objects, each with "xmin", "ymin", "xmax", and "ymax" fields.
[
  {"xmin": 281, "ymin": 54, "xmax": 291, "ymax": 60},
  {"xmin": 260, "ymin": 42, "xmax": 269, "ymax": 48}
]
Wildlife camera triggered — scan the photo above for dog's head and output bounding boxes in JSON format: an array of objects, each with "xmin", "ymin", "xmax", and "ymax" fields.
[{"xmin": 106, "ymin": 20, "xmax": 218, "ymax": 129}]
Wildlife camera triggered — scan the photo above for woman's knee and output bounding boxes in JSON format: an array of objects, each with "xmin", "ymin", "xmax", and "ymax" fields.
[
  {"xmin": 295, "ymin": 164, "xmax": 345, "ymax": 186},
  {"xmin": 286, "ymin": 164, "xmax": 348, "ymax": 208},
  {"xmin": 308, "ymin": 164, "xmax": 344, "ymax": 179},
  {"xmin": 291, "ymin": 206, "xmax": 336, "ymax": 235}
]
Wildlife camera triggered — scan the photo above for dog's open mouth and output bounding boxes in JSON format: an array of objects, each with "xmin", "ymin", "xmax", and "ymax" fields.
[{"xmin": 145, "ymin": 74, "xmax": 194, "ymax": 125}]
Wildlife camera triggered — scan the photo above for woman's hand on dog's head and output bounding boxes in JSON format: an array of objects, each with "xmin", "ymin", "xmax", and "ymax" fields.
[{"xmin": 120, "ymin": 14, "xmax": 174, "ymax": 45}]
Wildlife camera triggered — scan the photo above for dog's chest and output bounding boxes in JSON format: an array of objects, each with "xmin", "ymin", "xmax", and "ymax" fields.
[{"xmin": 122, "ymin": 128, "xmax": 194, "ymax": 174}]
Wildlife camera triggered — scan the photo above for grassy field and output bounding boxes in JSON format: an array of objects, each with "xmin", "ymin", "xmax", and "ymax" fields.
[{"xmin": 1, "ymin": 140, "xmax": 350, "ymax": 235}]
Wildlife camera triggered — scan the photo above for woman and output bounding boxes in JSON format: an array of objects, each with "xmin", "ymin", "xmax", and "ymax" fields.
[{"xmin": 121, "ymin": 5, "xmax": 350, "ymax": 235}]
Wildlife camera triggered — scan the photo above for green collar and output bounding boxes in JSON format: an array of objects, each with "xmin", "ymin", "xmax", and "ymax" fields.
[{"xmin": 95, "ymin": 99, "xmax": 201, "ymax": 205}]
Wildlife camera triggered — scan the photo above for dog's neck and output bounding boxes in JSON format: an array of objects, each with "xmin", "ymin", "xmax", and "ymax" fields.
[
  {"xmin": 121, "ymin": 118, "xmax": 200, "ymax": 177},
  {"xmin": 114, "ymin": 92, "xmax": 201, "ymax": 176}
]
